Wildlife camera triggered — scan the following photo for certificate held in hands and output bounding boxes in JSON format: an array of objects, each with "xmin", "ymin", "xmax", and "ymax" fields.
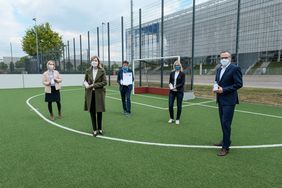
[{"xmin": 122, "ymin": 72, "xmax": 133, "ymax": 85}]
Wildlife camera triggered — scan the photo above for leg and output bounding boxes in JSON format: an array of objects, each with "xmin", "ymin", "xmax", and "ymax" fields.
[
  {"xmin": 120, "ymin": 86, "xmax": 126, "ymax": 112},
  {"xmin": 97, "ymin": 112, "xmax": 103, "ymax": 131},
  {"xmin": 48, "ymin": 102, "xmax": 53, "ymax": 114},
  {"xmin": 48, "ymin": 102, "xmax": 54, "ymax": 120},
  {"xmin": 168, "ymin": 91, "xmax": 176, "ymax": 119},
  {"xmin": 56, "ymin": 101, "xmax": 62, "ymax": 118},
  {"xmin": 125, "ymin": 87, "xmax": 132, "ymax": 114},
  {"xmin": 90, "ymin": 92, "xmax": 97, "ymax": 131},
  {"xmin": 221, "ymin": 105, "xmax": 235, "ymax": 149},
  {"xmin": 176, "ymin": 92, "xmax": 184, "ymax": 120}
]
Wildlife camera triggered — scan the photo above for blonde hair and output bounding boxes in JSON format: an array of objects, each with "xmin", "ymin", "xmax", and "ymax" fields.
[
  {"xmin": 46, "ymin": 60, "xmax": 55, "ymax": 69},
  {"xmin": 173, "ymin": 60, "xmax": 183, "ymax": 71}
]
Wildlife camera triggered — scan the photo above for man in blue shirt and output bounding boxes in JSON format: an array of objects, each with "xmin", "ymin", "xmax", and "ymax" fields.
[{"xmin": 117, "ymin": 61, "xmax": 134, "ymax": 115}]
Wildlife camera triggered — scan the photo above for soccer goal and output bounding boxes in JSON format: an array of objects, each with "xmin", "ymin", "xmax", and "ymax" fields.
[{"xmin": 132, "ymin": 56, "xmax": 195, "ymax": 100}]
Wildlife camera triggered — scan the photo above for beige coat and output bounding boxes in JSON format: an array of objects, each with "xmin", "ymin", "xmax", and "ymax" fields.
[
  {"xmin": 42, "ymin": 70, "xmax": 62, "ymax": 93},
  {"xmin": 84, "ymin": 67, "xmax": 107, "ymax": 112}
]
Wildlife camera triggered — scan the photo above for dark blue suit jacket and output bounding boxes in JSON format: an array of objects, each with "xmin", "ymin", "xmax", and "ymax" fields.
[
  {"xmin": 215, "ymin": 63, "xmax": 243, "ymax": 106},
  {"xmin": 169, "ymin": 71, "xmax": 185, "ymax": 92}
]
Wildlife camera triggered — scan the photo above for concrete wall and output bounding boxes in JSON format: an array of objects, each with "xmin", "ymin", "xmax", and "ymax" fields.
[{"xmin": 0, "ymin": 74, "xmax": 85, "ymax": 89}]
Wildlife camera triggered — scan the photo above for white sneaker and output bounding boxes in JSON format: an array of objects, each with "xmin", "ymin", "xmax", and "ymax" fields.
[
  {"xmin": 175, "ymin": 120, "xmax": 180, "ymax": 125},
  {"xmin": 168, "ymin": 119, "xmax": 174, "ymax": 123}
]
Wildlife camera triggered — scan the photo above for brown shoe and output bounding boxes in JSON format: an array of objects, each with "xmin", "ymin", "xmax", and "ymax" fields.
[
  {"xmin": 50, "ymin": 113, "xmax": 54, "ymax": 121},
  {"xmin": 217, "ymin": 148, "xmax": 229, "ymax": 156},
  {"xmin": 58, "ymin": 112, "xmax": 62, "ymax": 119}
]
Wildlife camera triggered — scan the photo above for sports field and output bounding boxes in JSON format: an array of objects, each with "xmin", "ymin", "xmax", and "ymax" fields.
[{"xmin": 1, "ymin": 86, "xmax": 282, "ymax": 187}]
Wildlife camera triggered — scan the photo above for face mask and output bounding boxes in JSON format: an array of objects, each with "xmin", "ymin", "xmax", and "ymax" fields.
[
  {"xmin": 91, "ymin": 61, "xmax": 98, "ymax": 67},
  {"xmin": 175, "ymin": 65, "xmax": 181, "ymax": 71},
  {"xmin": 48, "ymin": 65, "xmax": 54, "ymax": 70},
  {"xmin": 220, "ymin": 59, "xmax": 230, "ymax": 67},
  {"xmin": 122, "ymin": 66, "xmax": 128, "ymax": 72}
]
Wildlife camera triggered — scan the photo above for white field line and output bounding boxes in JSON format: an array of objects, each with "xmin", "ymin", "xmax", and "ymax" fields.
[
  {"xmin": 26, "ymin": 89, "xmax": 282, "ymax": 149},
  {"xmin": 198, "ymin": 104, "xmax": 282, "ymax": 119},
  {"xmin": 106, "ymin": 96, "xmax": 167, "ymax": 110}
]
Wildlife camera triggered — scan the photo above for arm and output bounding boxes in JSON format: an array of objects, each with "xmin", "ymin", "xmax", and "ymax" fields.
[
  {"xmin": 93, "ymin": 69, "xmax": 107, "ymax": 88},
  {"xmin": 42, "ymin": 73, "xmax": 50, "ymax": 86},
  {"xmin": 175, "ymin": 72, "xmax": 185, "ymax": 89},
  {"xmin": 55, "ymin": 71, "xmax": 62, "ymax": 83}
]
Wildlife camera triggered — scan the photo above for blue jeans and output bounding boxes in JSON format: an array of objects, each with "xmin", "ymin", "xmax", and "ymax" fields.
[
  {"xmin": 120, "ymin": 85, "xmax": 132, "ymax": 113},
  {"xmin": 168, "ymin": 91, "xmax": 184, "ymax": 120}
]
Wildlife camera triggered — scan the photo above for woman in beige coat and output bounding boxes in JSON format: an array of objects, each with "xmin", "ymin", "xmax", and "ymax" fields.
[
  {"xmin": 84, "ymin": 56, "xmax": 107, "ymax": 136},
  {"xmin": 42, "ymin": 60, "xmax": 62, "ymax": 120}
]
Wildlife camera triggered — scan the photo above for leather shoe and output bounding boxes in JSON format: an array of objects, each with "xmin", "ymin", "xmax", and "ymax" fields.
[{"xmin": 217, "ymin": 148, "xmax": 229, "ymax": 156}]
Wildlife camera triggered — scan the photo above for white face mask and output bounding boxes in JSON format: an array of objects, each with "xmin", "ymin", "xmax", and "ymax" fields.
[
  {"xmin": 91, "ymin": 60, "xmax": 98, "ymax": 67},
  {"xmin": 220, "ymin": 59, "xmax": 230, "ymax": 67},
  {"xmin": 48, "ymin": 65, "xmax": 54, "ymax": 70}
]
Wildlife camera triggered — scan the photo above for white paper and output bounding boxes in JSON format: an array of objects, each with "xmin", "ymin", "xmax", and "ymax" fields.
[
  {"xmin": 169, "ymin": 83, "xmax": 174, "ymax": 90},
  {"xmin": 122, "ymin": 73, "xmax": 133, "ymax": 85},
  {"xmin": 84, "ymin": 81, "xmax": 90, "ymax": 88},
  {"xmin": 213, "ymin": 83, "xmax": 219, "ymax": 91}
]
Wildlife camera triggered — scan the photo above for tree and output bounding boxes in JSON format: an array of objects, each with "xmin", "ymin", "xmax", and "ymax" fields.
[
  {"xmin": 77, "ymin": 62, "xmax": 90, "ymax": 73},
  {"xmin": 22, "ymin": 23, "xmax": 63, "ymax": 65},
  {"xmin": 0, "ymin": 62, "xmax": 8, "ymax": 72}
]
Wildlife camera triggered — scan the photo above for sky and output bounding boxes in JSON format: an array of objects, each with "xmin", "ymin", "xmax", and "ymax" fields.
[{"xmin": 0, "ymin": 0, "xmax": 208, "ymax": 60}]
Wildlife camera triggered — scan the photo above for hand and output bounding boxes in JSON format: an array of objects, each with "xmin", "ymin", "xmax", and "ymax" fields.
[
  {"xmin": 215, "ymin": 86, "xmax": 223, "ymax": 94},
  {"xmin": 54, "ymin": 79, "xmax": 59, "ymax": 83}
]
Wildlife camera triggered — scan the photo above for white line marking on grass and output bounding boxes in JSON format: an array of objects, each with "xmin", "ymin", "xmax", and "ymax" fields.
[
  {"xmin": 198, "ymin": 104, "xmax": 282, "ymax": 119},
  {"xmin": 106, "ymin": 96, "xmax": 167, "ymax": 110},
  {"xmin": 26, "ymin": 90, "xmax": 282, "ymax": 149}
]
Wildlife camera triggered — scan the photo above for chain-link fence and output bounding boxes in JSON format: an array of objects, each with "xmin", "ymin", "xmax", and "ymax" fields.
[{"xmin": 1, "ymin": 0, "xmax": 282, "ymax": 84}]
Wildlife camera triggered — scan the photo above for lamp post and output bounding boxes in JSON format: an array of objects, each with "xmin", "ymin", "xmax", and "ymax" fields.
[
  {"xmin": 32, "ymin": 18, "xmax": 40, "ymax": 72},
  {"xmin": 102, "ymin": 22, "xmax": 105, "ymax": 64}
]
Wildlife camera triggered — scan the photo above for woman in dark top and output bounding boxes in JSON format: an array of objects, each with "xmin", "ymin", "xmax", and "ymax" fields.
[{"xmin": 168, "ymin": 60, "xmax": 185, "ymax": 125}]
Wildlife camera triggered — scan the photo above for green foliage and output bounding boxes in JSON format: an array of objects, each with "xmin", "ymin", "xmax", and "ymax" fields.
[
  {"xmin": 77, "ymin": 62, "xmax": 91, "ymax": 73},
  {"xmin": 0, "ymin": 62, "xmax": 8, "ymax": 71},
  {"xmin": 22, "ymin": 23, "xmax": 63, "ymax": 61}
]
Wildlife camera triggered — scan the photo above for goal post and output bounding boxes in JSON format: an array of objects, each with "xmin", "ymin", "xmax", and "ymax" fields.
[{"xmin": 132, "ymin": 56, "xmax": 195, "ymax": 100}]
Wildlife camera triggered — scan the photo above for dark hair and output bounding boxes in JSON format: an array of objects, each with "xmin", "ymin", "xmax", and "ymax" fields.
[{"xmin": 122, "ymin": 60, "xmax": 129, "ymax": 65}]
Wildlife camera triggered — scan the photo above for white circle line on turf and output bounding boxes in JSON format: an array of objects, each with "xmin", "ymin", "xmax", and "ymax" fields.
[{"xmin": 26, "ymin": 90, "xmax": 282, "ymax": 149}]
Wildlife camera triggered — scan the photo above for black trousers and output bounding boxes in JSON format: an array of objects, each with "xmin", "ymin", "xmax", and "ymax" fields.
[
  {"xmin": 48, "ymin": 102, "xmax": 61, "ymax": 114},
  {"xmin": 218, "ymin": 105, "xmax": 235, "ymax": 149},
  {"xmin": 168, "ymin": 90, "xmax": 184, "ymax": 120},
  {"xmin": 90, "ymin": 91, "xmax": 102, "ymax": 131}
]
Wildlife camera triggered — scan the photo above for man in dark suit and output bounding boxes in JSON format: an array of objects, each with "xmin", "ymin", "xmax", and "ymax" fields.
[{"xmin": 213, "ymin": 51, "xmax": 243, "ymax": 156}]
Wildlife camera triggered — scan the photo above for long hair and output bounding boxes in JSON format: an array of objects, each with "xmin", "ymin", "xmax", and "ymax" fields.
[{"xmin": 173, "ymin": 60, "xmax": 183, "ymax": 71}]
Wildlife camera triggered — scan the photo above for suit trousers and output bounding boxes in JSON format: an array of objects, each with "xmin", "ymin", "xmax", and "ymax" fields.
[
  {"xmin": 90, "ymin": 91, "xmax": 102, "ymax": 131},
  {"xmin": 218, "ymin": 104, "xmax": 235, "ymax": 149},
  {"xmin": 169, "ymin": 90, "xmax": 184, "ymax": 120}
]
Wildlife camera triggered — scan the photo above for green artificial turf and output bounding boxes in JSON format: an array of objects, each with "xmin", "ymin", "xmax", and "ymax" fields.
[{"xmin": 0, "ymin": 86, "xmax": 282, "ymax": 187}]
